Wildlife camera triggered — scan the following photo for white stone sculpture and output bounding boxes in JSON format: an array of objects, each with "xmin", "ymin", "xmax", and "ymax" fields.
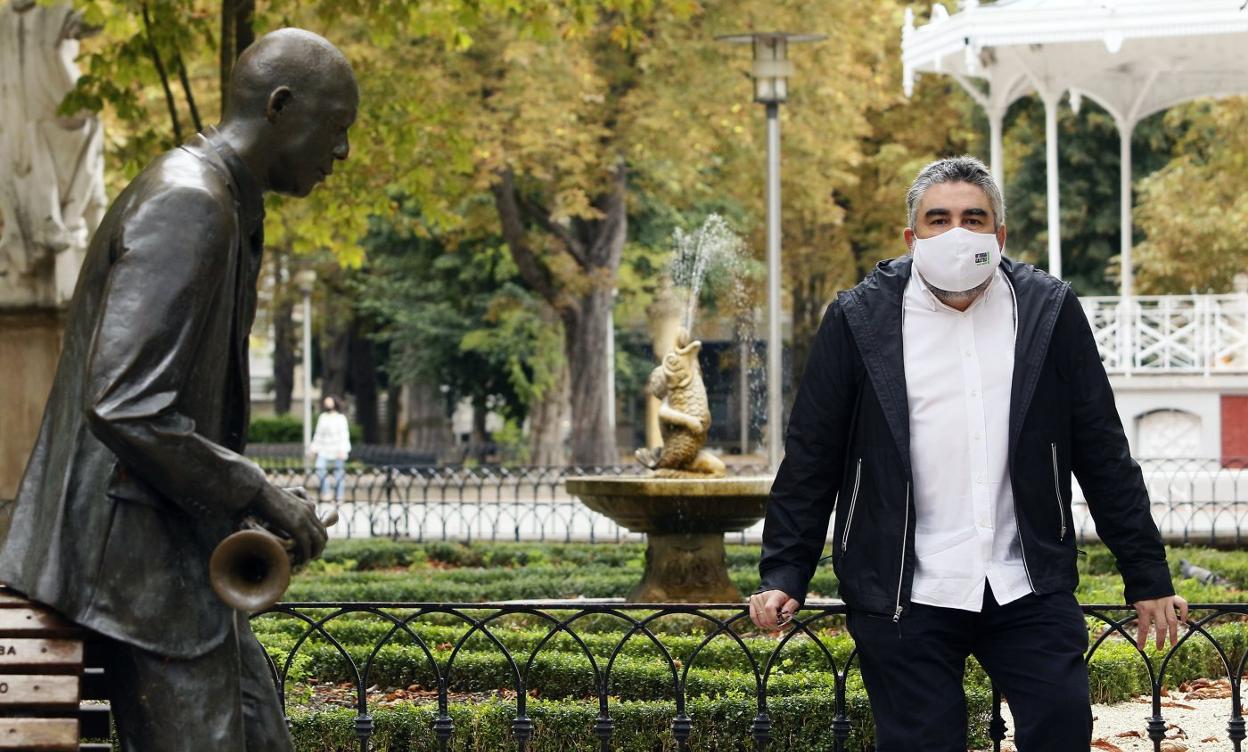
[{"xmin": 0, "ymin": 0, "xmax": 106, "ymax": 306}]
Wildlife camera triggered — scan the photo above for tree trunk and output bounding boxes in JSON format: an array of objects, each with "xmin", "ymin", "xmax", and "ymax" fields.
[
  {"xmin": 219, "ymin": 0, "xmax": 255, "ymax": 96},
  {"xmin": 528, "ymin": 360, "xmax": 569, "ymax": 466},
  {"xmin": 348, "ymin": 316, "xmax": 380, "ymax": 444},
  {"xmin": 470, "ymin": 394, "xmax": 489, "ymax": 463},
  {"xmin": 563, "ymin": 287, "xmax": 617, "ymax": 466},
  {"xmin": 271, "ymin": 250, "xmax": 296, "ymax": 414},
  {"xmin": 788, "ymin": 268, "xmax": 828, "ymax": 396},
  {"xmin": 384, "ymin": 382, "xmax": 401, "ymax": 445},
  {"xmin": 490, "ymin": 165, "xmax": 626, "ymax": 466},
  {"xmin": 401, "ymin": 381, "xmax": 454, "ymax": 457},
  {"xmin": 320, "ymin": 322, "xmax": 350, "ymax": 403}
]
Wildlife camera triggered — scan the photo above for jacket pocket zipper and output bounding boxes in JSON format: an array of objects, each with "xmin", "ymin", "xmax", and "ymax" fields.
[
  {"xmin": 1050, "ymin": 442, "xmax": 1067, "ymax": 541},
  {"xmin": 841, "ymin": 459, "xmax": 863, "ymax": 553},
  {"xmin": 893, "ymin": 482, "xmax": 910, "ymax": 623}
]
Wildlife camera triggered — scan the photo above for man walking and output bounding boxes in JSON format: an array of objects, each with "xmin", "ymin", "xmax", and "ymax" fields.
[
  {"xmin": 0, "ymin": 28, "xmax": 357, "ymax": 751},
  {"xmin": 749, "ymin": 156, "xmax": 1187, "ymax": 751}
]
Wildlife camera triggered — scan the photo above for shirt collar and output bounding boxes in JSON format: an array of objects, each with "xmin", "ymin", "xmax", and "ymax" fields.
[
  {"xmin": 201, "ymin": 126, "xmax": 265, "ymax": 235},
  {"xmin": 911, "ymin": 263, "xmax": 1000, "ymax": 314}
]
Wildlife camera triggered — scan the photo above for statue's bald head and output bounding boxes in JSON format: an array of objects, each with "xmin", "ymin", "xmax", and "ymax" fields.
[
  {"xmin": 220, "ymin": 29, "xmax": 358, "ymax": 197},
  {"xmin": 224, "ymin": 29, "xmax": 356, "ymax": 120}
]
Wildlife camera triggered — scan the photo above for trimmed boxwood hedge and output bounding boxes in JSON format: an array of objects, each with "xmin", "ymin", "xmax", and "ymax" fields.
[
  {"xmin": 259, "ymin": 539, "xmax": 1248, "ymax": 751},
  {"xmin": 288, "ymin": 690, "xmax": 994, "ymax": 751}
]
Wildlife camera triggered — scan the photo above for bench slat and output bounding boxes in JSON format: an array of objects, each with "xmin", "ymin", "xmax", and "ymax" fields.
[
  {"xmin": 0, "ymin": 676, "xmax": 78, "ymax": 707},
  {"xmin": 0, "ymin": 640, "xmax": 83, "ymax": 671},
  {"xmin": 0, "ymin": 718, "xmax": 77, "ymax": 750}
]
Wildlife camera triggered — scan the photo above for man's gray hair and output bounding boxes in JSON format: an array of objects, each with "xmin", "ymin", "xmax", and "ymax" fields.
[{"xmin": 906, "ymin": 155, "xmax": 1005, "ymax": 230}]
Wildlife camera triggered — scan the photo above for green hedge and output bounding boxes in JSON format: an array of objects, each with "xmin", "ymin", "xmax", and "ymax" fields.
[
  {"xmin": 288, "ymin": 691, "xmax": 994, "ymax": 751},
  {"xmin": 294, "ymin": 540, "xmax": 1248, "ymax": 605},
  {"xmin": 250, "ymin": 415, "xmax": 305, "ymax": 443}
]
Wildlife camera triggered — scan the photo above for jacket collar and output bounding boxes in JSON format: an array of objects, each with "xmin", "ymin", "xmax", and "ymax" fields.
[
  {"xmin": 837, "ymin": 255, "xmax": 1069, "ymax": 475},
  {"xmin": 181, "ymin": 127, "xmax": 265, "ymax": 236}
]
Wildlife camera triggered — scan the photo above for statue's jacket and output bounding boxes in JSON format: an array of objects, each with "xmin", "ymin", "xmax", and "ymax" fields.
[
  {"xmin": 758, "ymin": 256, "xmax": 1176, "ymax": 619},
  {"xmin": 0, "ymin": 130, "xmax": 266, "ymax": 659}
]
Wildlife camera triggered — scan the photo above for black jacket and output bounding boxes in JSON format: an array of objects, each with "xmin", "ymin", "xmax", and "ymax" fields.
[{"xmin": 759, "ymin": 256, "xmax": 1174, "ymax": 618}]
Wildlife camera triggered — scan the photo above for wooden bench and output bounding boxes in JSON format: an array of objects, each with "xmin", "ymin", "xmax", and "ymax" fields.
[{"xmin": 0, "ymin": 589, "xmax": 110, "ymax": 751}]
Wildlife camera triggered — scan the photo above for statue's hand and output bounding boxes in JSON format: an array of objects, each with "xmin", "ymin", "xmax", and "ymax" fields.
[{"xmin": 251, "ymin": 484, "xmax": 328, "ymax": 565}]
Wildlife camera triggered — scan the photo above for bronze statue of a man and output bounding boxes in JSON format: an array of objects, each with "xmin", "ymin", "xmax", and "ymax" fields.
[{"xmin": 0, "ymin": 28, "xmax": 358, "ymax": 751}]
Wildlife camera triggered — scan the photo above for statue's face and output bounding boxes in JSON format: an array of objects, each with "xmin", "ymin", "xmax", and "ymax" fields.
[{"xmin": 267, "ymin": 80, "xmax": 358, "ymax": 197}]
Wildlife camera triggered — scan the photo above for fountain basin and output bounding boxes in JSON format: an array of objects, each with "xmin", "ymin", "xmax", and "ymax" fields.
[{"xmin": 566, "ymin": 476, "xmax": 772, "ymax": 602}]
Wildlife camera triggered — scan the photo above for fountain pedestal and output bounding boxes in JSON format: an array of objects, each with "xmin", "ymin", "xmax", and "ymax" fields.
[{"xmin": 566, "ymin": 476, "xmax": 771, "ymax": 602}]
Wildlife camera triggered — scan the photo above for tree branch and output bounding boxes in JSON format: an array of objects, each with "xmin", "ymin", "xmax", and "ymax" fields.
[
  {"xmin": 516, "ymin": 194, "xmax": 589, "ymax": 269},
  {"xmin": 174, "ymin": 49, "xmax": 202, "ymax": 133},
  {"xmin": 219, "ymin": 0, "xmax": 235, "ymax": 99},
  {"xmin": 491, "ymin": 167, "xmax": 562, "ymax": 307},
  {"xmin": 586, "ymin": 162, "xmax": 628, "ymax": 269},
  {"xmin": 141, "ymin": 1, "xmax": 183, "ymax": 143}
]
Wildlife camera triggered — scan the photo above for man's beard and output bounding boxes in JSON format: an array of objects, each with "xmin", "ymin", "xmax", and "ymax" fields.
[{"xmin": 926, "ymin": 275, "xmax": 993, "ymax": 309}]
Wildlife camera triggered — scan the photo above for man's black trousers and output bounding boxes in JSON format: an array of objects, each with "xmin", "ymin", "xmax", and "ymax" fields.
[{"xmin": 846, "ymin": 587, "xmax": 1093, "ymax": 752}]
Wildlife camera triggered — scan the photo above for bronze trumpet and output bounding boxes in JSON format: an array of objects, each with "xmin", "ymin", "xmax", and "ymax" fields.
[{"xmin": 209, "ymin": 507, "xmax": 338, "ymax": 612}]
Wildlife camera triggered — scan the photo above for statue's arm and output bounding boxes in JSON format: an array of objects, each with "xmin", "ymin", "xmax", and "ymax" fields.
[
  {"xmin": 84, "ymin": 184, "xmax": 266, "ymax": 519},
  {"xmin": 657, "ymin": 403, "xmax": 704, "ymax": 433}
]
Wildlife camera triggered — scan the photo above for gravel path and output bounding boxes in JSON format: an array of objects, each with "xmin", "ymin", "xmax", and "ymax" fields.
[{"xmin": 990, "ymin": 678, "xmax": 1241, "ymax": 751}]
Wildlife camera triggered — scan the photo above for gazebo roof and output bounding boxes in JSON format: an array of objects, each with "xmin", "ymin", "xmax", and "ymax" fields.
[{"xmin": 902, "ymin": 0, "xmax": 1248, "ymax": 125}]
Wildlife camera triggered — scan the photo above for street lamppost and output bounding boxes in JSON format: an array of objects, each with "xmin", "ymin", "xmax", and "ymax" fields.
[
  {"xmin": 294, "ymin": 269, "xmax": 318, "ymax": 464},
  {"xmin": 716, "ymin": 31, "xmax": 824, "ymax": 472}
]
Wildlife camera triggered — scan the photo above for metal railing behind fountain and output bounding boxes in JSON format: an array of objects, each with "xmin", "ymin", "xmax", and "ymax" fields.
[{"xmin": 256, "ymin": 458, "xmax": 1248, "ymax": 546}]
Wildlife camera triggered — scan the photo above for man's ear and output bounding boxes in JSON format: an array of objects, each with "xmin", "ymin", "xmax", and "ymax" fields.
[
  {"xmin": 903, "ymin": 226, "xmax": 916, "ymax": 253},
  {"xmin": 997, "ymin": 223, "xmax": 1008, "ymax": 251},
  {"xmin": 266, "ymin": 86, "xmax": 294, "ymax": 124}
]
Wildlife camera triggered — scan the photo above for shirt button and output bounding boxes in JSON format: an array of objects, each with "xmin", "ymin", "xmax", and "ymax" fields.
[
  {"xmin": 976, "ymin": 475, "xmax": 986, "ymax": 484},
  {"xmin": 970, "ymin": 389, "xmax": 979, "ymax": 397},
  {"xmin": 973, "ymin": 432, "xmax": 982, "ymax": 440}
]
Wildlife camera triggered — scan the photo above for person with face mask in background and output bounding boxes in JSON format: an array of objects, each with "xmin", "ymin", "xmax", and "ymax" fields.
[
  {"xmin": 310, "ymin": 395, "xmax": 351, "ymax": 501},
  {"xmin": 749, "ymin": 156, "xmax": 1187, "ymax": 751}
]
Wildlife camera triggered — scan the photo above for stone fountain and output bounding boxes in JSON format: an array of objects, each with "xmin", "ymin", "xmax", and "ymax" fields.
[{"xmin": 567, "ymin": 217, "xmax": 771, "ymax": 601}]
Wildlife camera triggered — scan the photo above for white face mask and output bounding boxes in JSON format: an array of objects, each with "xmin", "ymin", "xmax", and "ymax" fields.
[{"xmin": 911, "ymin": 227, "xmax": 1002, "ymax": 293}]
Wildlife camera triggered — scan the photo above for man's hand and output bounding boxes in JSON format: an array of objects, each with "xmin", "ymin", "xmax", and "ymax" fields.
[
  {"xmin": 1132, "ymin": 594, "xmax": 1189, "ymax": 651},
  {"xmin": 250, "ymin": 484, "xmax": 328, "ymax": 566},
  {"xmin": 749, "ymin": 589, "xmax": 801, "ymax": 631}
]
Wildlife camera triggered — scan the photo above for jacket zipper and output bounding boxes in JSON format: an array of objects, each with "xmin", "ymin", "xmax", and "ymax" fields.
[
  {"xmin": 841, "ymin": 459, "xmax": 863, "ymax": 553},
  {"xmin": 1050, "ymin": 442, "xmax": 1067, "ymax": 540},
  {"xmin": 893, "ymin": 482, "xmax": 910, "ymax": 623}
]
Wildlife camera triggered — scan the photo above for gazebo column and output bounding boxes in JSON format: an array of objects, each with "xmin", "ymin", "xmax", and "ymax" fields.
[
  {"xmin": 988, "ymin": 104, "xmax": 1006, "ymax": 190},
  {"xmin": 1117, "ymin": 115, "xmax": 1135, "ymax": 298},
  {"xmin": 1042, "ymin": 90, "xmax": 1063, "ymax": 279}
]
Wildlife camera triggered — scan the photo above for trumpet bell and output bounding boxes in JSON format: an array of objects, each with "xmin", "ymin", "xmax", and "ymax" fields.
[{"xmin": 209, "ymin": 529, "xmax": 292, "ymax": 612}]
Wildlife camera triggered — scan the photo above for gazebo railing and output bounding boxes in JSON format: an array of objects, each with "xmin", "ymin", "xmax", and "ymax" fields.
[{"xmin": 1081, "ymin": 294, "xmax": 1248, "ymax": 375}]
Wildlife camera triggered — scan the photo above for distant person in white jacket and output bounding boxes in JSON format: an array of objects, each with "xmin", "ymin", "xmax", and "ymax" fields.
[{"xmin": 309, "ymin": 396, "xmax": 351, "ymax": 501}]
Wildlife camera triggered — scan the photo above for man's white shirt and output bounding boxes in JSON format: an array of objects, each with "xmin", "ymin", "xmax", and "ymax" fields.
[{"xmin": 902, "ymin": 267, "xmax": 1032, "ymax": 612}]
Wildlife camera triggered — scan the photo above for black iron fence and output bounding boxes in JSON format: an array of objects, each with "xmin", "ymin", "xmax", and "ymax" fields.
[
  {"xmin": 260, "ymin": 458, "xmax": 1248, "ymax": 545},
  {"xmin": 255, "ymin": 601, "xmax": 1248, "ymax": 752},
  {"xmin": 267, "ymin": 464, "xmax": 767, "ymax": 542}
]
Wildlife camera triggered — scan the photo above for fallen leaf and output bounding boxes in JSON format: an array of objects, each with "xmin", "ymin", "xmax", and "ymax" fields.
[
  {"xmin": 1092, "ymin": 740, "xmax": 1126, "ymax": 752},
  {"xmin": 1115, "ymin": 730, "xmax": 1143, "ymax": 738}
]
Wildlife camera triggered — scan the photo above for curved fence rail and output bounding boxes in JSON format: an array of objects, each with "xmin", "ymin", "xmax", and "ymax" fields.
[
  {"xmin": 261, "ymin": 459, "xmax": 1248, "ymax": 545},
  {"xmin": 257, "ymin": 601, "xmax": 1248, "ymax": 752}
]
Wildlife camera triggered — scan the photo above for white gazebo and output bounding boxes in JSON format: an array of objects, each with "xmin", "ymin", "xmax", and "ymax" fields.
[{"xmin": 901, "ymin": 0, "xmax": 1248, "ymax": 296}]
